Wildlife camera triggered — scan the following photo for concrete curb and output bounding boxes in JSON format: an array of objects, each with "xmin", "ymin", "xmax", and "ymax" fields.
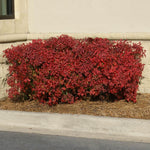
[{"xmin": 0, "ymin": 110, "xmax": 150, "ymax": 143}]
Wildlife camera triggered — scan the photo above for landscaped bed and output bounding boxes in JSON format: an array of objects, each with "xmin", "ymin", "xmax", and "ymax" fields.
[
  {"xmin": 0, "ymin": 93, "xmax": 150, "ymax": 120},
  {"xmin": 1, "ymin": 35, "xmax": 149, "ymax": 120}
]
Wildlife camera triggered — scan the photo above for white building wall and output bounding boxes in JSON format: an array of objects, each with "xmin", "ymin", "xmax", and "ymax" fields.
[
  {"xmin": 28, "ymin": 0, "xmax": 150, "ymax": 33},
  {"xmin": 1, "ymin": 0, "xmax": 150, "ymax": 99}
]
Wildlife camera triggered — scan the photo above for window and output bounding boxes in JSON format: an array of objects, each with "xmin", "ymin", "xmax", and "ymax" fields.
[{"xmin": 0, "ymin": 0, "xmax": 14, "ymax": 19}]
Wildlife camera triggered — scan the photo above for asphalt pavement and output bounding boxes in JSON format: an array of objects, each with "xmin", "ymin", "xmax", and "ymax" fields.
[{"xmin": 0, "ymin": 131, "xmax": 150, "ymax": 150}]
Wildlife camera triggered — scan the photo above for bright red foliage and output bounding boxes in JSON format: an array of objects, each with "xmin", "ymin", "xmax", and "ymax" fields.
[{"xmin": 3, "ymin": 35, "xmax": 145, "ymax": 105}]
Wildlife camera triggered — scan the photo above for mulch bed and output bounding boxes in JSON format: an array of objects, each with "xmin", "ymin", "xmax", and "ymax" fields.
[{"xmin": 0, "ymin": 93, "xmax": 150, "ymax": 119}]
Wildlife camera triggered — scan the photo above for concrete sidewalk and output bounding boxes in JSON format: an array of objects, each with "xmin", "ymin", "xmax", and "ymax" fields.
[{"xmin": 0, "ymin": 110, "xmax": 150, "ymax": 143}]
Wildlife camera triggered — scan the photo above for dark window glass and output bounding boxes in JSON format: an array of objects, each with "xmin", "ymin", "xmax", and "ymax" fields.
[{"xmin": 0, "ymin": 0, "xmax": 14, "ymax": 19}]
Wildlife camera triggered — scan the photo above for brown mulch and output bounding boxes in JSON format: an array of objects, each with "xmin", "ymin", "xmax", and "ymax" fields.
[{"xmin": 0, "ymin": 93, "xmax": 150, "ymax": 119}]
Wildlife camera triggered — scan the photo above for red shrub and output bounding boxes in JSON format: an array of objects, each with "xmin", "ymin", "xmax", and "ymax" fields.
[{"xmin": 3, "ymin": 35, "xmax": 145, "ymax": 105}]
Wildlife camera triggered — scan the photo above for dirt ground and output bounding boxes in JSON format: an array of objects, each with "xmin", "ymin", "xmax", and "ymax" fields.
[{"xmin": 0, "ymin": 93, "xmax": 150, "ymax": 119}]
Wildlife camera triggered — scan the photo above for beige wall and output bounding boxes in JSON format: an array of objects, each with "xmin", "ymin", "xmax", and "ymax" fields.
[
  {"xmin": 1, "ymin": 0, "xmax": 150, "ymax": 99},
  {"xmin": 28, "ymin": 0, "xmax": 150, "ymax": 33},
  {"xmin": 0, "ymin": 0, "xmax": 28, "ymax": 35},
  {"xmin": 1, "ymin": 0, "xmax": 150, "ymax": 34}
]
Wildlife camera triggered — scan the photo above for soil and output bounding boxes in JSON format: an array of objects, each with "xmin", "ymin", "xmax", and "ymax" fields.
[{"xmin": 0, "ymin": 93, "xmax": 150, "ymax": 120}]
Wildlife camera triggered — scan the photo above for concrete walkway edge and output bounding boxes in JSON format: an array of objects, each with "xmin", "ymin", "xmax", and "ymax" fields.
[{"xmin": 0, "ymin": 110, "xmax": 150, "ymax": 143}]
